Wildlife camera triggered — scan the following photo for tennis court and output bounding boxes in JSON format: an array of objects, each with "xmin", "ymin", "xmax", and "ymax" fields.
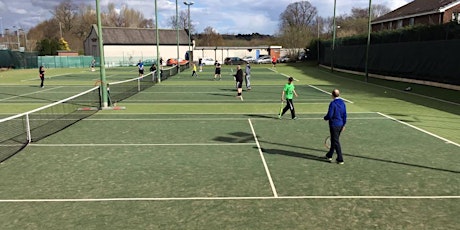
[{"xmin": 0, "ymin": 64, "xmax": 458, "ymax": 229}]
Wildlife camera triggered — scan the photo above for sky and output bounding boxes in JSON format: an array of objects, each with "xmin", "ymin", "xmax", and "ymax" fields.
[{"xmin": 0, "ymin": 0, "xmax": 411, "ymax": 35}]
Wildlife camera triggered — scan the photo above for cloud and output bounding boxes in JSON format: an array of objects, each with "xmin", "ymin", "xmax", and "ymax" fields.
[{"xmin": 2, "ymin": 0, "xmax": 414, "ymax": 34}]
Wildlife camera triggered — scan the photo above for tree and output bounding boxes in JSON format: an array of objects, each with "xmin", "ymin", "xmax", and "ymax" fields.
[
  {"xmin": 371, "ymin": 4, "xmax": 391, "ymax": 19},
  {"xmin": 59, "ymin": 37, "xmax": 71, "ymax": 51},
  {"xmin": 333, "ymin": 4, "xmax": 391, "ymax": 37},
  {"xmin": 37, "ymin": 38, "xmax": 59, "ymax": 55},
  {"xmin": 197, "ymin": 26, "xmax": 223, "ymax": 46},
  {"xmin": 52, "ymin": 0, "xmax": 78, "ymax": 34},
  {"xmin": 277, "ymin": 1, "xmax": 318, "ymax": 49},
  {"xmin": 168, "ymin": 10, "xmax": 195, "ymax": 34}
]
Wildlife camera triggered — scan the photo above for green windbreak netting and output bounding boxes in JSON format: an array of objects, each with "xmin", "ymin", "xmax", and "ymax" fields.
[
  {"xmin": 38, "ymin": 56, "xmax": 95, "ymax": 68},
  {"xmin": 321, "ymin": 40, "xmax": 460, "ymax": 85}
]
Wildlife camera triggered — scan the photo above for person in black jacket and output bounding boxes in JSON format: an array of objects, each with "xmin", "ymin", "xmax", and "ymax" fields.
[
  {"xmin": 234, "ymin": 65, "xmax": 244, "ymax": 101},
  {"xmin": 39, "ymin": 65, "xmax": 45, "ymax": 88}
]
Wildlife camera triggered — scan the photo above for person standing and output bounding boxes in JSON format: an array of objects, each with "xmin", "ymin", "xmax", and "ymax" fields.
[
  {"xmin": 136, "ymin": 60, "xmax": 144, "ymax": 77},
  {"xmin": 198, "ymin": 58, "xmax": 203, "ymax": 72},
  {"xmin": 234, "ymin": 65, "xmax": 244, "ymax": 101},
  {"xmin": 39, "ymin": 65, "xmax": 45, "ymax": 88},
  {"xmin": 272, "ymin": 56, "xmax": 277, "ymax": 68},
  {"xmin": 150, "ymin": 64, "xmax": 157, "ymax": 81},
  {"xmin": 214, "ymin": 61, "xmax": 222, "ymax": 80},
  {"xmin": 90, "ymin": 59, "xmax": 96, "ymax": 72},
  {"xmin": 324, "ymin": 89, "xmax": 347, "ymax": 164},
  {"xmin": 244, "ymin": 62, "xmax": 252, "ymax": 90},
  {"xmin": 192, "ymin": 63, "xmax": 198, "ymax": 77},
  {"xmin": 279, "ymin": 77, "xmax": 298, "ymax": 119}
]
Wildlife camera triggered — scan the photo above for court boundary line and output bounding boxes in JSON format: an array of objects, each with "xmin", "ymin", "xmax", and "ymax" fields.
[
  {"xmin": 306, "ymin": 84, "xmax": 354, "ymax": 104},
  {"xmin": 248, "ymin": 118, "xmax": 278, "ymax": 198},
  {"xmin": 29, "ymin": 143, "xmax": 255, "ymax": 147},
  {"xmin": 378, "ymin": 112, "xmax": 460, "ymax": 147},
  {"xmin": 317, "ymin": 67, "xmax": 460, "ymax": 106},
  {"xmin": 0, "ymin": 195, "xmax": 458, "ymax": 203},
  {"xmin": 80, "ymin": 117, "xmax": 387, "ymax": 121},
  {"xmin": 90, "ymin": 112, "xmax": 377, "ymax": 115},
  {"xmin": 0, "ymin": 86, "xmax": 64, "ymax": 102}
]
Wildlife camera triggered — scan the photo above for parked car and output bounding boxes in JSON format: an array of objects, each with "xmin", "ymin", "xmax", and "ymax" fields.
[
  {"xmin": 242, "ymin": 56, "xmax": 255, "ymax": 63},
  {"xmin": 224, "ymin": 57, "xmax": 247, "ymax": 65},
  {"xmin": 279, "ymin": 55, "xmax": 291, "ymax": 63},
  {"xmin": 143, "ymin": 59, "xmax": 155, "ymax": 66},
  {"xmin": 166, "ymin": 58, "xmax": 189, "ymax": 66},
  {"xmin": 201, "ymin": 57, "xmax": 215, "ymax": 66},
  {"xmin": 255, "ymin": 55, "xmax": 272, "ymax": 64}
]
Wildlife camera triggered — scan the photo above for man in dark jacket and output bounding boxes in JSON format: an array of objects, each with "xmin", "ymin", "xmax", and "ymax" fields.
[{"xmin": 234, "ymin": 65, "xmax": 244, "ymax": 101}]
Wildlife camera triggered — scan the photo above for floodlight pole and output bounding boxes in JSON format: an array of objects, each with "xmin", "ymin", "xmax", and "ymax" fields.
[
  {"xmin": 155, "ymin": 0, "xmax": 161, "ymax": 82},
  {"xmin": 365, "ymin": 0, "xmax": 372, "ymax": 82},
  {"xmin": 176, "ymin": 0, "xmax": 180, "ymax": 72},
  {"xmin": 184, "ymin": 1, "xmax": 194, "ymax": 61},
  {"xmin": 13, "ymin": 26, "xmax": 20, "ymax": 50},
  {"xmin": 96, "ymin": 0, "xmax": 108, "ymax": 108},
  {"xmin": 331, "ymin": 0, "xmax": 337, "ymax": 72},
  {"xmin": 0, "ymin": 17, "xmax": 3, "ymax": 38}
]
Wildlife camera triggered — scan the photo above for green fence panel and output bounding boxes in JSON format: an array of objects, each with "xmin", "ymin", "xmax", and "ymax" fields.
[{"xmin": 320, "ymin": 40, "xmax": 460, "ymax": 86}]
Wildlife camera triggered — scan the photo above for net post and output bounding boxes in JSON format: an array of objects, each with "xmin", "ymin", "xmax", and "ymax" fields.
[
  {"xmin": 25, "ymin": 113, "xmax": 32, "ymax": 143},
  {"xmin": 96, "ymin": 0, "xmax": 109, "ymax": 108}
]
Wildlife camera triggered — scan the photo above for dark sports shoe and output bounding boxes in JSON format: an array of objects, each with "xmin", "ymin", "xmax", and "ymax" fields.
[{"xmin": 324, "ymin": 156, "xmax": 332, "ymax": 162}]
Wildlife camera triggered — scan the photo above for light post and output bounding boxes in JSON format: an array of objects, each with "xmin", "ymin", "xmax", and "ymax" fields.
[
  {"xmin": 13, "ymin": 26, "xmax": 20, "ymax": 50},
  {"xmin": 5, "ymin": 28, "xmax": 10, "ymax": 49},
  {"xmin": 176, "ymin": 0, "xmax": 180, "ymax": 72},
  {"xmin": 183, "ymin": 1, "xmax": 193, "ymax": 60},
  {"xmin": 365, "ymin": 0, "xmax": 372, "ymax": 82},
  {"xmin": 0, "ymin": 17, "xmax": 3, "ymax": 38},
  {"xmin": 331, "ymin": 0, "xmax": 337, "ymax": 72}
]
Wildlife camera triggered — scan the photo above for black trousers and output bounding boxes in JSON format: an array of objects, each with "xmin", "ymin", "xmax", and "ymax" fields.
[
  {"xmin": 326, "ymin": 126, "xmax": 344, "ymax": 162},
  {"xmin": 281, "ymin": 99, "xmax": 296, "ymax": 119},
  {"xmin": 40, "ymin": 76, "xmax": 44, "ymax": 87}
]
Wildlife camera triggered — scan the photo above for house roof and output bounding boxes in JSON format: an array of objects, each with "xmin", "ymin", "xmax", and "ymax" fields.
[
  {"xmin": 372, "ymin": 0, "xmax": 460, "ymax": 24},
  {"xmin": 90, "ymin": 25, "xmax": 190, "ymax": 45}
]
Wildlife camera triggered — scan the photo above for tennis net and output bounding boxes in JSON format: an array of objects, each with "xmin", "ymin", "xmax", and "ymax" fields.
[
  {"xmin": 107, "ymin": 72, "xmax": 156, "ymax": 105},
  {"xmin": 0, "ymin": 86, "xmax": 100, "ymax": 162}
]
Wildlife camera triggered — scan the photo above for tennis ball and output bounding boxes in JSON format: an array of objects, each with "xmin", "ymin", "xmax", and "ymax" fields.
[{"xmin": 384, "ymin": 91, "xmax": 387, "ymax": 93}]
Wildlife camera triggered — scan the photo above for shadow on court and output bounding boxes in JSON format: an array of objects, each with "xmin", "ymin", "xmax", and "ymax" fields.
[
  {"xmin": 245, "ymin": 114, "xmax": 277, "ymax": 119},
  {"xmin": 260, "ymin": 147, "xmax": 330, "ymax": 163},
  {"xmin": 344, "ymin": 153, "xmax": 460, "ymax": 174},
  {"xmin": 214, "ymin": 132, "xmax": 460, "ymax": 173}
]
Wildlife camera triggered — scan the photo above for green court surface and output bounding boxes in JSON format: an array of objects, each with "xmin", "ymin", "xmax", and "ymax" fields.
[{"xmin": 0, "ymin": 63, "xmax": 458, "ymax": 229}]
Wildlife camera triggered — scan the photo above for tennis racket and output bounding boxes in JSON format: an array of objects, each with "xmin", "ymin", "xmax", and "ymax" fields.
[{"xmin": 324, "ymin": 136, "xmax": 331, "ymax": 149}]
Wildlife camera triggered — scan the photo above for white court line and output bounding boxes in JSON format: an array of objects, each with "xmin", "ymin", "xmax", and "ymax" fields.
[
  {"xmin": 22, "ymin": 73, "xmax": 72, "ymax": 81},
  {"xmin": 92, "ymin": 112, "xmax": 377, "ymax": 115},
  {"xmin": 82, "ymin": 117, "xmax": 386, "ymax": 121},
  {"xmin": 280, "ymin": 73, "xmax": 299, "ymax": 82},
  {"xmin": 0, "ymin": 86, "xmax": 64, "ymax": 102},
  {"xmin": 30, "ymin": 143, "xmax": 255, "ymax": 147},
  {"xmin": 0, "ymin": 195, "xmax": 458, "ymax": 203},
  {"xmin": 265, "ymin": 67, "xmax": 299, "ymax": 82},
  {"xmin": 317, "ymin": 67, "xmax": 460, "ymax": 106},
  {"xmin": 378, "ymin": 112, "xmax": 460, "ymax": 147},
  {"xmin": 307, "ymin": 84, "xmax": 354, "ymax": 104},
  {"xmin": 124, "ymin": 99, "xmax": 331, "ymax": 102},
  {"xmin": 248, "ymin": 118, "xmax": 278, "ymax": 198}
]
